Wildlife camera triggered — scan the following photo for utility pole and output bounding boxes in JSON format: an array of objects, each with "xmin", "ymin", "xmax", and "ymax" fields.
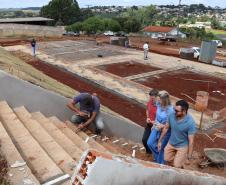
[{"xmin": 177, "ymin": 0, "xmax": 182, "ymax": 37}]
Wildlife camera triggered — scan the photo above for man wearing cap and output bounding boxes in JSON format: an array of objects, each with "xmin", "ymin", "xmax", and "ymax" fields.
[
  {"xmin": 142, "ymin": 89, "xmax": 159, "ymax": 154},
  {"xmin": 158, "ymin": 100, "xmax": 196, "ymax": 168},
  {"xmin": 67, "ymin": 92, "xmax": 104, "ymax": 134}
]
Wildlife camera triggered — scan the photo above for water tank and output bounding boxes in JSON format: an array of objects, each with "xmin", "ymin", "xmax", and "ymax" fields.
[{"xmin": 199, "ymin": 41, "xmax": 217, "ymax": 63}]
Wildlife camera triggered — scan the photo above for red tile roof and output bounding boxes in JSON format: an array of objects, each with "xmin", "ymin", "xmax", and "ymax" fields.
[{"xmin": 143, "ymin": 26, "xmax": 175, "ymax": 33}]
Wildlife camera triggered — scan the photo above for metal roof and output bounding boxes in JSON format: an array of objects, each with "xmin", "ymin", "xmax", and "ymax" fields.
[
  {"xmin": 0, "ymin": 17, "xmax": 53, "ymax": 23},
  {"xmin": 143, "ymin": 26, "xmax": 175, "ymax": 33}
]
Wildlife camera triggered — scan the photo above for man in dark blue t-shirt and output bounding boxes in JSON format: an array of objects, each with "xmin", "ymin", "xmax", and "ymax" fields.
[
  {"xmin": 67, "ymin": 92, "xmax": 104, "ymax": 134},
  {"xmin": 158, "ymin": 100, "xmax": 196, "ymax": 168}
]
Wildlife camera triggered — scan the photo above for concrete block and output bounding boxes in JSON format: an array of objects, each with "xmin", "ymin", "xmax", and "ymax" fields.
[
  {"xmin": 0, "ymin": 101, "xmax": 63, "ymax": 183},
  {"xmin": 14, "ymin": 106, "xmax": 75, "ymax": 175}
]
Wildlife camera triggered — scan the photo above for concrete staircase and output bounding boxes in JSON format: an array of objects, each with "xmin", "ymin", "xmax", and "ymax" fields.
[
  {"xmin": 0, "ymin": 101, "xmax": 111, "ymax": 185},
  {"xmin": 0, "ymin": 101, "xmax": 145, "ymax": 185}
]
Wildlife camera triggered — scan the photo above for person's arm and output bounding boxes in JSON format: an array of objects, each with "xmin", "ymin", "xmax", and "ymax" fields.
[
  {"xmin": 78, "ymin": 112, "xmax": 97, "ymax": 130},
  {"xmin": 146, "ymin": 109, "xmax": 151, "ymax": 123},
  {"xmin": 157, "ymin": 123, "xmax": 170, "ymax": 151},
  {"xmin": 67, "ymin": 100, "xmax": 87, "ymax": 116},
  {"xmin": 187, "ymin": 135, "xmax": 195, "ymax": 160},
  {"xmin": 185, "ymin": 120, "xmax": 196, "ymax": 164}
]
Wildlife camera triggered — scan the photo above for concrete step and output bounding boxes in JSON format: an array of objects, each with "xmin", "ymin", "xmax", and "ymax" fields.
[
  {"xmin": 65, "ymin": 120, "xmax": 108, "ymax": 153},
  {"xmin": 0, "ymin": 120, "xmax": 40, "ymax": 185},
  {"xmin": 31, "ymin": 112, "xmax": 83, "ymax": 162},
  {"xmin": 0, "ymin": 101, "xmax": 63, "ymax": 183},
  {"xmin": 49, "ymin": 116, "xmax": 89, "ymax": 151},
  {"xmin": 14, "ymin": 106, "xmax": 75, "ymax": 176}
]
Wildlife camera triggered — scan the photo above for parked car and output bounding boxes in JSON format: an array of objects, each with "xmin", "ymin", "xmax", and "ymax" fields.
[
  {"xmin": 104, "ymin": 31, "xmax": 114, "ymax": 36},
  {"xmin": 192, "ymin": 47, "xmax": 200, "ymax": 59},
  {"xmin": 114, "ymin": 31, "xmax": 127, "ymax": 37},
  {"xmin": 212, "ymin": 40, "xmax": 223, "ymax": 48},
  {"xmin": 158, "ymin": 35, "xmax": 177, "ymax": 42},
  {"xmin": 179, "ymin": 47, "xmax": 200, "ymax": 60},
  {"xmin": 63, "ymin": 31, "xmax": 80, "ymax": 36}
]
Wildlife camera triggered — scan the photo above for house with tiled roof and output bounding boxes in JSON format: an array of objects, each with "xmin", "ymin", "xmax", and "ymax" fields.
[{"xmin": 143, "ymin": 26, "xmax": 186, "ymax": 39}]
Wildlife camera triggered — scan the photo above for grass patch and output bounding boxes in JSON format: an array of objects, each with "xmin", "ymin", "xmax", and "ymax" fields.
[
  {"xmin": 0, "ymin": 47, "xmax": 76, "ymax": 98},
  {"xmin": 207, "ymin": 29, "xmax": 226, "ymax": 35}
]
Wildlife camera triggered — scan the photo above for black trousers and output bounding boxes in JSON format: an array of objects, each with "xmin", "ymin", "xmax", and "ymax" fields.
[{"xmin": 142, "ymin": 124, "xmax": 153, "ymax": 154}]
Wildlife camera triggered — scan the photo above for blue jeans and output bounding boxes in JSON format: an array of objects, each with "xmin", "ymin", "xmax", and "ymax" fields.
[
  {"xmin": 32, "ymin": 46, "xmax": 36, "ymax": 56},
  {"xmin": 147, "ymin": 128, "xmax": 170, "ymax": 164}
]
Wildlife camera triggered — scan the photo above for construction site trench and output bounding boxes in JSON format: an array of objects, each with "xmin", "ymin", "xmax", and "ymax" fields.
[
  {"xmin": 0, "ymin": 38, "xmax": 225, "ymax": 180},
  {"xmin": 11, "ymin": 51, "xmax": 147, "ymax": 127}
]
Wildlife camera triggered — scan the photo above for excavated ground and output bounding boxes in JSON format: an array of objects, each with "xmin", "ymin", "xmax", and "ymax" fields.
[
  {"xmin": 97, "ymin": 61, "xmax": 161, "ymax": 77},
  {"xmin": 134, "ymin": 69, "xmax": 226, "ymax": 111},
  {"xmin": 1, "ymin": 37, "xmax": 225, "ymax": 178},
  {"xmin": 11, "ymin": 51, "xmax": 147, "ymax": 127}
]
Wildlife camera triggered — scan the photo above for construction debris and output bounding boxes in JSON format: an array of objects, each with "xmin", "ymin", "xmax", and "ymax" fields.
[
  {"xmin": 112, "ymin": 139, "xmax": 120, "ymax": 144},
  {"xmin": 10, "ymin": 161, "xmax": 26, "ymax": 168}
]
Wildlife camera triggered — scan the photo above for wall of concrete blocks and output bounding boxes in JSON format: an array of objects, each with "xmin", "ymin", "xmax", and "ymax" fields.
[
  {"xmin": 0, "ymin": 70, "xmax": 144, "ymax": 143},
  {"xmin": 0, "ymin": 24, "xmax": 63, "ymax": 38}
]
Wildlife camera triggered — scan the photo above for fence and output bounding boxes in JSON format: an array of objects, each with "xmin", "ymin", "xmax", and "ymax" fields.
[{"xmin": 0, "ymin": 24, "xmax": 64, "ymax": 37}]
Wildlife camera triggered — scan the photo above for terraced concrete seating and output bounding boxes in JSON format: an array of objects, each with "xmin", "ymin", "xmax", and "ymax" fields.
[
  {"xmin": 65, "ymin": 120, "xmax": 108, "ymax": 153},
  {"xmin": 14, "ymin": 106, "xmax": 75, "ymax": 175},
  {"xmin": 0, "ymin": 120, "xmax": 40, "ymax": 185},
  {"xmin": 0, "ymin": 101, "xmax": 112, "ymax": 184},
  {"xmin": 31, "ymin": 112, "xmax": 83, "ymax": 162},
  {"xmin": 0, "ymin": 101, "xmax": 64, "ymax": 183}
]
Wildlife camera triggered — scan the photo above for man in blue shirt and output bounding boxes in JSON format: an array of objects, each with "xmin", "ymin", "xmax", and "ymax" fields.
[
  {"xmin": 67, "ymin": 92, "xmax": 104, "ymax": 134},
  {"xmin": 158, "ymin": 100, "xmax": 196, "ymax": 168}
]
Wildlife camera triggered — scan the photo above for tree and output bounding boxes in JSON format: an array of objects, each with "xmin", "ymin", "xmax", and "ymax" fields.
[
  {"xmin": 102, "ymin": 19, "xmax": 121, "ymax": 32},
  {"xmin": 82, "ymin": 17, "xmax": 104, "ymax": 34},
  {"xmin": 80, "ymin": 8, "xmax": 94, "ymax": 21},
  {"xmin": 14, "ymin": 11, "xmax": 25, "ymax": 17},
  {"xmin": 144, "ymin": 5, "xmax": 158, "ymax": 25},
  {"xmin": 40, "ymin": 0, "xmax": 80, "ymax": 25},
  {"xmin": 211, "ymin": 17, "xmax": 221, "ymax": 29},
  {"xmin": 66, "ymin": 22, "xmax": 83, "ymax": 32},
  {"xmin": 124, "ymin": 17, "xmax": 141, "ymax": 33}
]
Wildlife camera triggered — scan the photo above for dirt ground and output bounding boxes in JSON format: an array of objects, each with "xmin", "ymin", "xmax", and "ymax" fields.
[
  {"xmin": 97, "ymin": 61, "xmax": 161, "ymax": 77},
  {"xmin": 2, "ymin": 37, "xmax": 225, "ymax": 179},
  {"xmin": 11, "ymin": 51, "xmax": 147, "ymax": 127},
  {"xmin": 134, "ymin": 69, "xmax": 226, "ymax": 111},
  {"xmin": 1, "ymin": 36, "xmax": 226, "ymax": 62},
  {"xmin": 0, "ymin": 143, "xmax": 9, "ymax": 185}
]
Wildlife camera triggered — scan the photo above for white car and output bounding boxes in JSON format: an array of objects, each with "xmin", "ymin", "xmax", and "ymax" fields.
[
  {"xmin": 192, "ymin": 47, "xmax": 200, "ymax": 59},
  {"xmin": 212, "ymin": 40, "xmax": 223, "ymax": 48},
  {"xmin": 104, "ymin": 31, "xmax": 114, "ymax": 36}
]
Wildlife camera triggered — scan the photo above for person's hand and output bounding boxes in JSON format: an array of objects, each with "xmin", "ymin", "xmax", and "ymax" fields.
[
  {"xmin": 157, "ymin": 141, "xmax": 162, "ymax": 152},
  {"xmin": 146, "ymin": 118, "xmax": 151, "ymax": 123},
  {"xmin": 75, "ymin": 124, "xmax": 85, "ymax": 133},
  {"xmin": 185, "ymin": 155, "xmax": 192, "ymax": 165},
  {"xmin": 78, "ymin": 111, "xmax": 88, "ymax": 117},
  {"xmin": 185, "ymin": 158, "xmax": 191, "ymax": 165},
  {"xmin": 156, "ymin": 123, "xmax": 164, "ymax": 130}
]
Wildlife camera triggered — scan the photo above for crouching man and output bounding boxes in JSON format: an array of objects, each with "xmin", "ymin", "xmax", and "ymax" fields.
[
  {"xmin": 158, "ymin": 100, "xmax": 196, "ymax": 168},
  {"xmin": 67, "ymin": 92, "xmax": 104, "ymax": 134}
]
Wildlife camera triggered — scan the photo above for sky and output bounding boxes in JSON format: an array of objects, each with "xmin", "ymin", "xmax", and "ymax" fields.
[{"xmin": 0, "ymin": 0, "xmax": 225, "ymax": 9}]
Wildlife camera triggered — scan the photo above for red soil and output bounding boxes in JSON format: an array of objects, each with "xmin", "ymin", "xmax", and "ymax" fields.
[
  {"xmin": 134, "ymin": 70, "xmax": 226, "ymax": 111},
  {"xmin": 12, "ymin": 51, "xmax": 147, "ymax": 127},
  {"xmin": 97, "ymin": 61, "xmax": 160, "ymax": 77},
  {"xmin": 10, "ymin": 51, "xmax": 226, "ymax": 179}
]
